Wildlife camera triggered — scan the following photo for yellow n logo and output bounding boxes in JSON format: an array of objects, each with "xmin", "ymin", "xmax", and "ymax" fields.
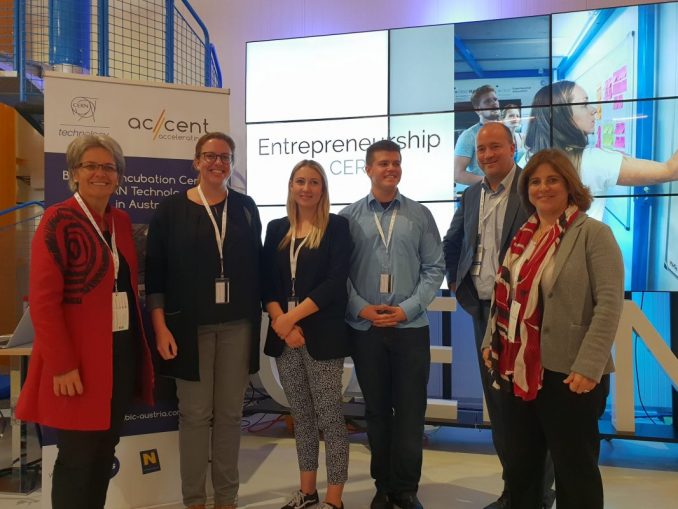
[
  {"xmin": 141, "ymin": 451, "xmax": 158, "ymax": 466},
  {"xmin": 139, "ymin": 449, "xmax": 161, "ymax": 473}
]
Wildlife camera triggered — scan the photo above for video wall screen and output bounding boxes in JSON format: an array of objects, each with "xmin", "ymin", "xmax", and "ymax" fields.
[{"xmin": 246, "ymin": 1, "xmax": 678, "ymax": 291}]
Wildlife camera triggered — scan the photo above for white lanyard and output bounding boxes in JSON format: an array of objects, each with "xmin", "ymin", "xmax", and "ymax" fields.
[
  {"xmin": 373, "ymin": 207, "xmax": 398, "ymax": 251},
  {"xmin": 74, "ymin": 192, "xmax": 119, "ymax": 289},
  {"xmin": 478, "ymin": 187, "xmax": 507, "ymax": 237},
  {"xmin": 197, "ymin": 186, "xmax": 228, "ymax": 277},
  {"xmin": 289, "ymin": 234, "xmax": 309, "ymax": 296}
]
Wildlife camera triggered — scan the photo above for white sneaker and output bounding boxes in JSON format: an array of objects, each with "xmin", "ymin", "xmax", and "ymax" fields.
[{"xmin": 281, "ymin": 490, "xmax": 320, "ymax": 509}]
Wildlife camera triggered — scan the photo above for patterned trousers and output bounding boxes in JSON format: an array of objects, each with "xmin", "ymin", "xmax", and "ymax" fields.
[{"xmin": 276, "ymin": 346, "xmax": 349, "ymax": 485}]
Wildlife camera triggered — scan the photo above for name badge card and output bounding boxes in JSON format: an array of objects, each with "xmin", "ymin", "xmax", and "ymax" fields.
[
  {"xmin": 113, "ymin": 292, "xmax": 129, "ymax": 332},
  {"xmin": 379, "ymin": 273, "xmax": 393, "ymax": 294},
  {"xmin": 470, "ymin": 234, "xmax": 483, "ymax": 277},
  {"xmin": 215, "ymin": 277, "xmax": 230, "ymax": 304},
  {"xmin": 287, "ymin": 296, "xmax": 299, "ymax": 311}
]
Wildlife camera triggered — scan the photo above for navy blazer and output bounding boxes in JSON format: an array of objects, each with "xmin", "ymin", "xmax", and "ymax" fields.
[
  {"xmin": 262, "ymin": 213, "xmax": 352, "ymax": 360},
  {"xmin": 442, "ymin": 167, "xmax": 529, "ymax": 317}
]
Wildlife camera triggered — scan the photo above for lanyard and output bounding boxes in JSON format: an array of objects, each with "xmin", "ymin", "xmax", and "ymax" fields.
[
  {"xmin": 289, "ymin": 234, "xmax": 309, "ymax": 297},
  {"xmin": 197, "ymin": 186, "xmax": 228, "ymax": 277},
  {"xmin": 478, "ymin": 186, "xmax": 508, "ymax": 237},
  {"xmin": 74, "ymin": 192, "xmax": 119, "ymax": 290},
  {"xmin": 373, "ymin": 207, "xmax": 398, "ymax": 251}
]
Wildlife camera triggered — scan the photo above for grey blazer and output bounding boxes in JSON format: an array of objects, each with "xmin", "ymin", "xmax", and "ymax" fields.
[
  {"xmin": 482, "ymin": 213, "xmax": 624, "ymax": 382},
  {"xmin": 443, "ymin": 167, "xmax": 529, "ymax": 317}
]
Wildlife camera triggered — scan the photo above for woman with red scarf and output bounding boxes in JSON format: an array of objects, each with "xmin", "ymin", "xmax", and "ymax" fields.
[
  {"xmin": 16, "ymin": 134, "xmax": 154, "ymax": 509},
  {"xmin": 481, "ymin": 148, "xmax": 624, "ymax": 509}
]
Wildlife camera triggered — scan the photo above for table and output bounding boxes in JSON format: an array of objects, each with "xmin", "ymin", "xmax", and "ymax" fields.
[{"xmin": 0, "ymin": 345, "xmax": 38, "ymax": 493}]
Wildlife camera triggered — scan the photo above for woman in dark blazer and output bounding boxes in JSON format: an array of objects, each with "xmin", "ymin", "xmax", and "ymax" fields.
[
  {"xmin": 482, "ymin": 149, "xmax": 624, "ymax": 509},
  {"xmin": 146, "ymin": 132, "xmax": 261, "ymax": 509},
  {"xmin": 263, "ymin": 159, "xmax": 352, "ymax": 509}
]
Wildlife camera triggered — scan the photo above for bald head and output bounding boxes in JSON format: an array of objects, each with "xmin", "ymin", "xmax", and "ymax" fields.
[{"xmin": 476, "ymin": 122, "xmax": 516, "ymax": 189}]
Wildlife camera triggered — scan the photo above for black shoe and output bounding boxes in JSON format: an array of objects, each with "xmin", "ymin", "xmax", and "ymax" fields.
[
  {"xmin": 542, "ymin": 488, "xmax": 556, "ymax": 509},
  {"xmin": 390, "ymin": 493, "xmax": 423, "ymax": 509},
  {"xmin": 370, "ymin": 491, "xmax": 393, "ymax": 509},
  {"xmin": 281, "ymin": 490, "xmax": 320, "ymax": 509},
  {"xmin": 483, "ymin": 491, "xmax": 510, "ymax": 509}
]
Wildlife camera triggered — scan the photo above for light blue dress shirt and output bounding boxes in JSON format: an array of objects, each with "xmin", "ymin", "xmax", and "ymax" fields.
[{"xmin": 340, "ymin": 190, "xmax": 444, "ymax": 331}]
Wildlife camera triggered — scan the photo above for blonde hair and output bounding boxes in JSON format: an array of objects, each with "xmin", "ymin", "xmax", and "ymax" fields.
[{"xmin": 278, "ymin": 160, "xmax": 330, "ymax": 250}]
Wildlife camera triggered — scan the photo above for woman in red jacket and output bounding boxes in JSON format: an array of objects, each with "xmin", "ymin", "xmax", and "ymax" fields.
[{"xmin": 16, "ymin": 134, "xmax": 154, "ymax": 509}]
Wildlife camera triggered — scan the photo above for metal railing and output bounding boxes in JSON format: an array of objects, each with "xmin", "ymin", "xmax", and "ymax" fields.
[
  {"xmin": 0, "ymin": 202, "xmax": 44, "ymax": 332},
  {"xmin": 0, "ymin": 0, "xmax": 222, "ymax": 104}
]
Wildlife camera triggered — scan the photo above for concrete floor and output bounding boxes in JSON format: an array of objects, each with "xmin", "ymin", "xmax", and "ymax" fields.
[{"xmin": 0, "ymin": 420, "xmax": 677, "ymax": 508}]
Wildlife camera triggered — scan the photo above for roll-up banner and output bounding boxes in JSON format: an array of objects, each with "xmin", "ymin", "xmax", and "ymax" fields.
[{"xmin": 42, "ymin": 72, "xmax": 230, "ymax": 508}]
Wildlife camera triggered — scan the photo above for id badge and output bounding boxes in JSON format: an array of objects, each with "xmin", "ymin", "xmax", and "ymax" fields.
[
  {"xmin": 215, "ymin": 277, "xmax": 230, "ymax": 304},
  {"xmin": 470, "ymin": 236, "xmax": 483, "ymax": 277},
  {"xmin": 379, "ymin": 273, "xmax": 393, "ymax": 294},
  {"xmin": 287, "ymin": 296, "xmax": 299, "ymax": 311},
  {"xmin": 112, "ymin": 291, "xmax": 129, "ymax": 332},
  {"xmin": 507, "ymin": 300, "xmax": 521, "ymax": 343}
]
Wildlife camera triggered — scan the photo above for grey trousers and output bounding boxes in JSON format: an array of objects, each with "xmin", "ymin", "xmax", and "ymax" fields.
[
  {"xmin": 175, "ymin": 320, "xmax": 251, "ymax": 507},
  {"xmin": 276, "ymin": 346, "xmax": 349, "ymax": 485}
]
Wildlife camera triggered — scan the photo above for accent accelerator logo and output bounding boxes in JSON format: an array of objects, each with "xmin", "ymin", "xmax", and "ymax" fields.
[{"xmin": 127, "ymin": 109, "xmax": 210, "ymax": 141}]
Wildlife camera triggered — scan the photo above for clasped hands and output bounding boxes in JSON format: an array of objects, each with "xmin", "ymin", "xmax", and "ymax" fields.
[
  {"xmin": 271, "ymin": 313, "xmax": 305, "ymax": 348},
  {"xmin": 359, "ymin": 304, "xmax": 407, "ymax": 327}
]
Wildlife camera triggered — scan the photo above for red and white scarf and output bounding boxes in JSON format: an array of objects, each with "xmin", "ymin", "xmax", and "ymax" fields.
[{"xmin": 487, "ymin": 205, "xmax": 579, "ymax": 401}]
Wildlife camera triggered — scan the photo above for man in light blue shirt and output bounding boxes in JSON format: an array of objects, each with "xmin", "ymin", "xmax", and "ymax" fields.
[{"xmin": 340, "ymin": 140, "xmax": 444, "ymax": 509}]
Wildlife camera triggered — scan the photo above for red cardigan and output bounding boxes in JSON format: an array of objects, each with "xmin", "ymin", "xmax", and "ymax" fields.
[{"xmin": 16, "ymin": 197, "xmax": 154, "ymax": 430}]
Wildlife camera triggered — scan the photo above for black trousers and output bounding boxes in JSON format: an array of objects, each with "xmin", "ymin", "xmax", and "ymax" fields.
[
  {"xmin": 351, "ymin": 326, "xmax": 430, "ymax": 495},
  {"xmin": 52, "ymin": 329, "xmax": 138, "ymax": 509},
  {"xmin": 502, "ymin": 369, "xmax": 609, "ymax": 509},
  {"xmin": 472, "ymin": 301, "xmax": 510, "ymax": 477},
  {"xmin": 472, "ymin": 301, "xmax": 555, "ymax": 501}
]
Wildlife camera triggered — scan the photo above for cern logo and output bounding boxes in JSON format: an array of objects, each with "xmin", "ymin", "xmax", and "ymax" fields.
[{"xmin": 71, "ymin": 96, "xmax": 97, "ymax": 122}]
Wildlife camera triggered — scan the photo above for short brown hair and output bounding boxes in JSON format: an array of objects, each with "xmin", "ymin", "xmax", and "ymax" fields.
[
  {"xmin": 194, "ymin": 132, "xmax": 235, "ymax": 159},
  {"xmin": 471, "ymin": 85, "xmax": 496, "ymax": 109},
  {"xmin": 518, "ymin": 148, "xmax": 593, "ymax": 214},
  {"xmin": 366, "ymin": 139, "xmax": 401, "ymax": 166}
]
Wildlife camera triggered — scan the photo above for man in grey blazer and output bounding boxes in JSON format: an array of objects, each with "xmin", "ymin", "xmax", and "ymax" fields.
[{"xmin": 443, "ymin": 122, "xmax": 539, "ymax": 509}]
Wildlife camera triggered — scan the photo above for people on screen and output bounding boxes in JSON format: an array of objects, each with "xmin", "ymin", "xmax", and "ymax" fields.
[
  {"xmin": 454, "ymin": 85, "xmax": 502, "ymax": 186},
  {"xmin": 502, "ymin": 104, "xmax": 526, "ymax": 163},
  {"xmin": 522, "ymin": 80, "xmax": 678, "ymax": 219}
]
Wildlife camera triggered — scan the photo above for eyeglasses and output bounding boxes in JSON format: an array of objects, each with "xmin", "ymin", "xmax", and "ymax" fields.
[
  {"xmin": 200, "ymin": 152, "xmax": 234, "ymax": 165},
  {"xmin": 77, "ymin": 162, "xmax": 118, "ymax": 173}
]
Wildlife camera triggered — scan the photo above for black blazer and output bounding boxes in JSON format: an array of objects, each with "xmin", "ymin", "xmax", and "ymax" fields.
[
  {"xmin": 145, "ymin": 189, "xmax": 262, "ymax": 380},
  {"xmin": 442, "ymin": 167, "xmax": 529, "ymax": 317},
  {"xmin": 262, "ymin": 214, "xmax": 352, "ymax": 360}
]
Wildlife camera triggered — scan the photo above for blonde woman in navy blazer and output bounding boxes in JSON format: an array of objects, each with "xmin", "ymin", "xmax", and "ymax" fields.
[
  {"xmin": 263, "ymin": 160, "xmax": 352, "ymax": 509},
  {"xmin": 482, "ymin": 149, "xmax": 624, "ymax": 509}
]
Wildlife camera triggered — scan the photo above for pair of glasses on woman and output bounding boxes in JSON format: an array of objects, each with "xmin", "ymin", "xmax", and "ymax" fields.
[
  {"xmin": 200, "ymin": 152, "xmax": 234, "ymax": 165},
  {"xmin": 77, "ymin": 162, "xmax": 117, "ymax": 173}
]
